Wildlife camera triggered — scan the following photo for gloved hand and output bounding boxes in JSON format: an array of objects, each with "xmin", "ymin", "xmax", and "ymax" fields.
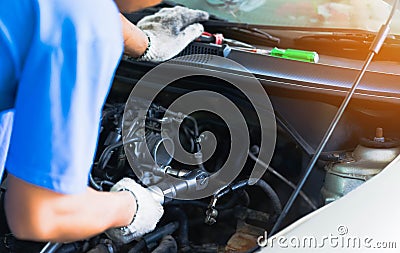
[
  {"xmin": 105, "ymin": 178, "xmax": 164, "ymax": 244},
  {"xmin": 136, "ymin": 6, "xmax": 209, "ymax": 62}
]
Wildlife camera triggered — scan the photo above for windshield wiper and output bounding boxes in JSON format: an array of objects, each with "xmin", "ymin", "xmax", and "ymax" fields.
[
  {"xmin": 203, "ymin": 20, "xmax": 400, "ymax": 47},
  {"xmin": 229, "ymin": 27, "xmax": 280, "ymax": 44},
  {"xmin": 296, "ymin": 32, "xmax": 400, "ymax": 48},
  {"xmin": 203, "ymin": 20, "xmax": 281, "ymax": 45}
]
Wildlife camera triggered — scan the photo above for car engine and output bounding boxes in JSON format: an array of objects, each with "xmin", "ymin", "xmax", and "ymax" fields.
[{"xmin": 7, "ymin": 2, "xmax": 400, "ymax": 252}]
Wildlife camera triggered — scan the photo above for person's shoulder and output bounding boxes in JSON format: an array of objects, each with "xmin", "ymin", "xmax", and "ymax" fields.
[
  {"xmin": 44, "ymin": 0, "xmax": 119, "ymax": 19},
  {"xmin": 0, "ymin": 0, "xmax": 36, "ymax": 85},
  {"xmin": 38, "ymin": 0, "xmax": 121, "ymax": 43}
]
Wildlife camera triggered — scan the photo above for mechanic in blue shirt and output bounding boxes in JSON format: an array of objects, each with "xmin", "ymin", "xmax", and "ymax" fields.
[{"xmin": 0, "ymin": 0, "xmax": 208, "ymax": 244}]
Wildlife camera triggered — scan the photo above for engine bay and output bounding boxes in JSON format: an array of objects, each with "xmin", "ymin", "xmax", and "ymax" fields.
[
  {"xmin": 6, "ymin": 2, "xmax": 400, "ymax": 253},
  {"xmin": 32, "ymin": 53, "xmax": 400, "ymax": 252}
]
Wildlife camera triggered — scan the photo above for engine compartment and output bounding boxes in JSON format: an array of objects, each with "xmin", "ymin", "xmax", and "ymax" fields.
[
  {"xmin": 65, "ymin": 54, "xmax": 400, "ymax": 252},
  {"xmin": 6, "ymin": 2, "xmax": 400, "ymax": 253}
]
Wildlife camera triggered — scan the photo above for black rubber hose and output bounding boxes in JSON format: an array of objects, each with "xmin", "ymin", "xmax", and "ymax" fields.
[
  {"xmin": 254, "ymin": 179, "xmax": 282, "ymax": 219},
  {"xmin": 128, "ymin": 240, "xmax": 146, "ymax": 253},
  {"xmin": 151, "ymin": 235, "xmax": 178, "ymax": 253},
  {"xmin": 128, "ymin": 222, "xmax": 179, "ymax": 253},
  {"xmin": 217, "ymin": 191, "xmax": 241, "ymax": 210},
  {"xmin": 55, "ymin": 243, "xmax": 80, "ymax": 253},
  {"xmin": 168, "ymin": 199, "xmax": 208, "ymax": 208},
  {"xmin": 214, "ymin": 179, "xmax": 282, "ymax": 218},
  {"xmin": 166, "ymin": 207, "xmax": 190, "ymax": 251},
  {"xmin": 239, "ymin": 190, "xmax": 251, "ymax": 207}
]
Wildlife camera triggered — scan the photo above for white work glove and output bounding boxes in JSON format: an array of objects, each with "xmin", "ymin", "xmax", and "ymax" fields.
[
  {"xmin": 105, "ymin": 178, "xmax": 164, "ymax": 244},
  {"xmin": 136, "ymin": 6, "xmax": 209, "ymax": 62}
]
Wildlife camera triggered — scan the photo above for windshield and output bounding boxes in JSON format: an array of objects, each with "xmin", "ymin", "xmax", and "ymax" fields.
[{"xmin": 171, "ymin": 0, "xmax": 400, "ymax": 34}]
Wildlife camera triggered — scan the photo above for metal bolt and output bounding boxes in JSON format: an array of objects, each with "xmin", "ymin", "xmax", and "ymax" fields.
[
  {"xmin": 205, "ymin": 216, "xmax": 216, "ymax": 225},
  {"xmin": 206, "ymin": 208, "xmax": 218, "ymax": 218},
  {"xmin": 374, "ymin": 127, "xmax": 385, "ymax": 142},
  {"xmin": 376, "ymin": 127, "xmax": 384, "ymax": 138},
  {"xmin": 199, "ymin": 177, "xmax": 208, "ymax": 186}
]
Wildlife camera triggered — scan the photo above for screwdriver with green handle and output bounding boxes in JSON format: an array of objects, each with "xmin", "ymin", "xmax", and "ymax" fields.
[
  {"xmin": 235, "ymin": 47, "xmax": 319, "ymax": 63},
  {"xmin": 197, "ymin": 32, "xmax": 319, "ymax": 63}
]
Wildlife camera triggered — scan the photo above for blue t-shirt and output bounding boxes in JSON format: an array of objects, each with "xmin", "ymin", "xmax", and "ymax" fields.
[{"xmin": 0, "ymin": 0, "xmax": 123, "ymax": 194}]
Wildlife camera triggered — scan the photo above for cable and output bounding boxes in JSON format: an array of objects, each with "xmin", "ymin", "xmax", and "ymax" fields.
[
  {"xmin": 185, "ymin": 116, "xmax": 205, "ymax": 170},
  {"xmin": 168, "ymin": 190, "xmax": 248, "ymax": 209},
  {"xmin": 270, "ymin": 0, "xmax": 399, "ymax": 236},
  {"xmin": 89, "ymin": 173, "xmax": 102, "ymax": 191},
  {"xmin": 248, "ymin": 152, "xmax": 317, "ymax": 210},
  {"xmin": 275, "ymin": 113, "xmax": 315, "ymax": 156},
  {"xmin": 206, "ymin": 179, "xmax": 282, "ymax": 223},
  {"xmin": 91, "ymin": 137, "xmax": 142, "ymax": 191},
  {"xmin": 39, "ymin": 242, "xmax": 62, "ymax": 253},
  {"xmin": 97, "ymin": 137, "xmax": 142, "ymax": 170},
  {"xmin": 98, "ymin": 141, "xmax": 124, "ymax": 170}
]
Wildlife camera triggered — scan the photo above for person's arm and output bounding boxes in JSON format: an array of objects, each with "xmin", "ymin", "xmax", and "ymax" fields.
[
  {"xmin": 114, "ymin": 0, "xmax": 161, "ymax": 13},
  {"xmin": 5, "ymin": 175, "xmax": 135, "ymax": 242},
  {"xmin": 120, "ymin": 14, "xmax": 149, "ymax": 58},
  {"xmin": 121, "ymin": 6, "xmax": 209, "ymax": 62},
  {"xmin": 3, "ymin": 0, "xmax": 166, "ymax": 243}
]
